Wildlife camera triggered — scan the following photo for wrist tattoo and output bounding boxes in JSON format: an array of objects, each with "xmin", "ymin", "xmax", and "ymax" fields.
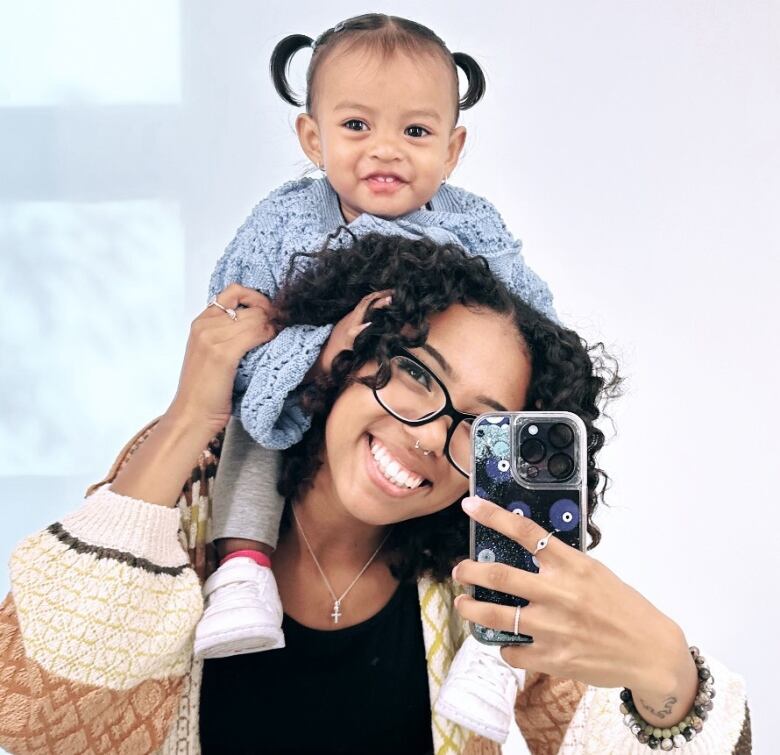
[{"xmin": 638, "ymin": 696, "xmax": 677, "ymax": 720}]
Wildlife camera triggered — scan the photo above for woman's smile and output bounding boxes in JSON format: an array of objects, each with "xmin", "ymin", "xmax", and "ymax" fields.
[
  {"xmin": 363, "ymin": 433, "xmax": 431, "ymax": 499},
  {"xmin": 370, "ymin": 435, "xmax": 426, "ymax": 489}
]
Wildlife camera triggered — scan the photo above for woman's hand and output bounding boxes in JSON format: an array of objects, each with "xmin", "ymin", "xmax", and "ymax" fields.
[
  {"xmin": 168, "ymin": 285, "xmax": 277, "ymax": 434},
  {"xmin": 452, "ymin": 495, "xmax": 699, "ymax": 728},
  {"xmin": 111, "ymin": 285, "xmax": 276, "ymax": 507},
  {"xmin": 305, "ymin": 290, "xmax": 393, "ymax": 382}
]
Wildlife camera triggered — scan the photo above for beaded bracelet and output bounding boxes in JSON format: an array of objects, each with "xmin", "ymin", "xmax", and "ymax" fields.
[{"xmin": 619, "ymin": 646, "xmax": 715, "ymax": 750}]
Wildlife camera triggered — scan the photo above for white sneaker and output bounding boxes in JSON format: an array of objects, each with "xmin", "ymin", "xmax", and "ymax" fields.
[
  {"xmin": 434, "ymin": 635, "xmax": 526, "ymax": 743},
  {"xmin": 193, "ymin": 557, "xmax": 285, "ymax": 659}
]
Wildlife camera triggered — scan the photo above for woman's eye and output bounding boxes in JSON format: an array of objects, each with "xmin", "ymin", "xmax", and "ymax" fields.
[
  {"xmin": 405, "ymin": 125, "xmax": 429, "ymax": 138},
  {"xmin": 399, "ymin": 359, "xmax": 432, "ymax": 389},
  {"xmin": 343, "ymin": 119, "xmax": 368, "ymax": 131}
]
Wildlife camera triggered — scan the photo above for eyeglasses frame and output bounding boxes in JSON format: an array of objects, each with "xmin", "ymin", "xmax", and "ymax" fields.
[{"xmin": 371, "ymin": 346, "xmax": 476, "ymax": 478}]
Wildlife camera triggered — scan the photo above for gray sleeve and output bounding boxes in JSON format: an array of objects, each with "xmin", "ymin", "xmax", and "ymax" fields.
[{"xmin": 210, "ymin": 416, "xmax": 286, "ymax": 549}]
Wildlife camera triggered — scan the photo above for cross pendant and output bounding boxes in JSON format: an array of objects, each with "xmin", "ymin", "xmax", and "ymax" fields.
[{"xmin": 331, "ymin": 600, "xmax": 342, "ymax": 624}]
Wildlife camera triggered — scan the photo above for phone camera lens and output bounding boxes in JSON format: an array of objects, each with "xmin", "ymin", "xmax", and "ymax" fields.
[
  {"xmin": 548, "ymin": 453, "xmax": 574, "ymax": 479},
  {"xmin": 520, "ymin": 438, "xmax": 546, "ymax": 464},
  {"xmin": 548, "ymin": 423, "xmax": 574, "ymax": 449}
]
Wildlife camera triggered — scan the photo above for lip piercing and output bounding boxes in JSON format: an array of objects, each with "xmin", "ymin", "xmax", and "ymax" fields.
[{"xmin": 415, "ymin": 439, "xmax": 432, "ymax": 456}]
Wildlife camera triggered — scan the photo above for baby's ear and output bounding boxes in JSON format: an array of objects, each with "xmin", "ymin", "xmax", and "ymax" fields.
[
  {"xmin": 296, "ymin": 113, "xmax": 323, "ymax": 168},
  {"xmin": 445, "ymin": 125, "xmax": 467, "ymax": 177}
]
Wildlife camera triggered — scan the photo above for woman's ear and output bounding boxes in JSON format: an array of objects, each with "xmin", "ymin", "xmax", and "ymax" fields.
[
  {"xmin": 444, "ymin": 126, "xmax": 467, "ymax": 179},
  {"xmin": 296, "ymin": 113, "xmax": 323, "ymax": 168}
]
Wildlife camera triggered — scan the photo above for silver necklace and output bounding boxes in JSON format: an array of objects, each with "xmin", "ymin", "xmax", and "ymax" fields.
[{"xmin": 292, "ymin": 507, "xmax": 392, "ymax": 624}]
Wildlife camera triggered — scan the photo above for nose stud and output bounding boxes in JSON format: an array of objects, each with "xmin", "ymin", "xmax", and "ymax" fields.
[{"xmin": 415, "ymin": 439, "xmax": 433, "ymax": 456}]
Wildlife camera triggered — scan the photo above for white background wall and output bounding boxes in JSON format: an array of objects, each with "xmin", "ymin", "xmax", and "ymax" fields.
[{"xmin": 1, "ymin": 2, "xmax": 777, "ymax": 752}]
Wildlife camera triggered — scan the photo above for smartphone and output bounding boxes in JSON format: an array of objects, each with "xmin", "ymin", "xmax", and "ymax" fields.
[{"xmin": 468, "ymin": 411, "xmax": 588, "ymax": 645}]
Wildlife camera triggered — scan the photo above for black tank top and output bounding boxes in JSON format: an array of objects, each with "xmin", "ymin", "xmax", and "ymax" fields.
[{"xmin": 199, "ymin": 580, "xmax": 434, "ymax": 755}]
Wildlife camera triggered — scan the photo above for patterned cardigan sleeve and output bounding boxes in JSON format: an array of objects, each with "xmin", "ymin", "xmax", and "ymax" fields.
[
  {"xmin": 513, "ymin": 664, "xmax": 751, "ymax": 753},
  {"xmin": 0, "ymin": 422, "xmax": 219, "ymax": 755}
]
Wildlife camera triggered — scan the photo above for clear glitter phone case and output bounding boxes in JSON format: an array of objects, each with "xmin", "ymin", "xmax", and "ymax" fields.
[{"xmin": 469, "ymin": 411, "xmax": 588, "ymax": 645}]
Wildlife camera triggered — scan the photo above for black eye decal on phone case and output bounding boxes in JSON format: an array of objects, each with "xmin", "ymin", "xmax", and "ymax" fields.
[
  {"xmin": 475, "ymin": 417, "xmax": 513, "ymax": 489},
  {"xmin": 549, "ymin": 498, "xmax": 579, "ymax": 532},
  {"xmin": 486, "ymin": 456, "xmax": 512, "ymax": 482},
  {"xmin": 507, "ymin": 500, "xmax": 531, "ymax": 517}
]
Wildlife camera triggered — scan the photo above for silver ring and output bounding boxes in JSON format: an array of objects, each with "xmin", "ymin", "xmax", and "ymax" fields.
[
  {"xmin": 414, "ymin": 439, "xmax": 432, "ymax": 456},
  {"xmin": 532, "ymin": 529, "xmax": 558, "ymax": 556},
  {"xmin": 513, "ymin": 604, "xmax": 521, "ymax": 635},
  {"xmin": 207, "ymin": 294, "xmax": 238, "ymax": 321}
]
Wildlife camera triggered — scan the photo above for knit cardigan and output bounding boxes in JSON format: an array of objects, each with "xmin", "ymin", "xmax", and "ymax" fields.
[
  {"xmin": 0, "ymin": 421, "xmax": 752, "ymax": 755},
  {"xmin": 207, "ymin": 177, "xmax": 557, "ymax": 450}
]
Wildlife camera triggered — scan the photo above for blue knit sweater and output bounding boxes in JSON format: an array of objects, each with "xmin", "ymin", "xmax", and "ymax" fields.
[{"xmin": 208, "ymin": 177, "xmax": 556, "ymax": 450}]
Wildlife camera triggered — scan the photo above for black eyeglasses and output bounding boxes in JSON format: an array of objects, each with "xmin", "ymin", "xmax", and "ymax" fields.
[{"xmin": 372, "ymin": 347, "xmax": 476, "ymax": 477}]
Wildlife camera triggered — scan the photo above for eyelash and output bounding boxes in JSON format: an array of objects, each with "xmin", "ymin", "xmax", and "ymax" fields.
[
  {"xmin": 341, "ymin": 120, "xmax": 431, "ymax": 138},
  {"xmin": 398, "ymin": 358, "xmax": 434, "ymax": 389}
]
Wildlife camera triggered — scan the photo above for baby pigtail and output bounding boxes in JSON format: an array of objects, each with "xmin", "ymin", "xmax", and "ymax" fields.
[
  {"xmin": 270, "ymin": 34, "xmax": 314, "ymax": 107},
  {"xmin": 453, "ymin": 51, "xmax": 487, "ymax": 110}
]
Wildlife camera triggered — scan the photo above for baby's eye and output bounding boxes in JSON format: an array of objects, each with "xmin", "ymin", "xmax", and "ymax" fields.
[
  {"xmin": 405, "ymin": 125, "xmax": 429, "ymax": 138},
  {"xmin": 344, "ymin": 119, "xmax": 368, "ymax": 131}
]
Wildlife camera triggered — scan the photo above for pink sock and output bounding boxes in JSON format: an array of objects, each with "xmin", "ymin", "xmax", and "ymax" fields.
[{"xmin": 220, "ymin": 549, "xmax": 272, "ymax": 569}]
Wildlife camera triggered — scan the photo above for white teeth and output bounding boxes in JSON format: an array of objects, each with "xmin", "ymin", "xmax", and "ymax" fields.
[
  {"xmin": 369, "ymin": 438, "xmax": 424, "ymax": 490},
  {"xmin": 372, "ymin": 175, "xmax": 396, "ymax": 183}
]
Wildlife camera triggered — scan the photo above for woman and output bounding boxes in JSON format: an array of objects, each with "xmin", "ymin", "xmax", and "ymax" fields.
[{"xmin": 0, "ymin": 235, "xmax": 749, "ymax": 754}]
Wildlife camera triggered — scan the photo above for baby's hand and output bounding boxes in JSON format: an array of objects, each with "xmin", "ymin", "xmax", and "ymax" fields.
[{"xmin": 308, "ymin": 290, "xmax": 392, "ymax": 380}]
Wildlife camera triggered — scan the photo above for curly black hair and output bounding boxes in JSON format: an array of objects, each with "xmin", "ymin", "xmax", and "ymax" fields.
[{"xmin": 274, "ymin": 230, "xmax": 621, "ymax": 582}]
